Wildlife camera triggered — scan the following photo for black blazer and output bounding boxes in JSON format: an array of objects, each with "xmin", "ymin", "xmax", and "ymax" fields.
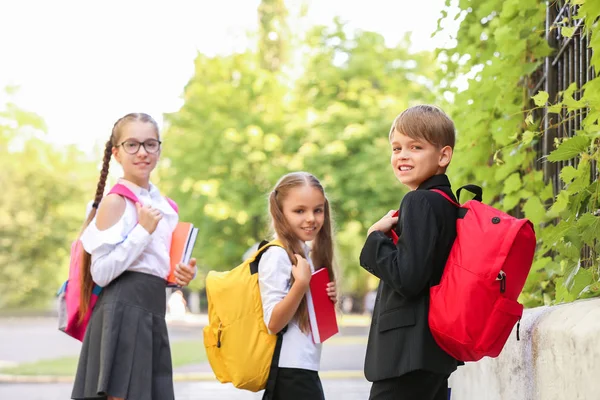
[{"xmin": 359, "ymin": 174, "xmax": 460, "ymax": 382}]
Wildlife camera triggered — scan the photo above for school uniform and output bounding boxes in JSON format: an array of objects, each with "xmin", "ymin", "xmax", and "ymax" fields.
[
  {"xmin": 359, "ymin": 174, "xmax": 460, "ymax": 400},
  {"xmin": 258, "ymin": 242, "xmax": 325, "ymax": 400},
  {"xmin": 71, "ymin": 179, "xmax": 179, "ymax": 400}
]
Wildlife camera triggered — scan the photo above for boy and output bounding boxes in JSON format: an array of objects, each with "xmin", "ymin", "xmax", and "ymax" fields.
[{"xmin": 360, "ymin": 105, "xmax": 460, "ymax": 400}]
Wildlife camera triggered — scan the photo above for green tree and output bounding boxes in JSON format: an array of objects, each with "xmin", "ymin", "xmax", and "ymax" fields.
[
  {"xmin": 161, "ymin": 7, "xmax": 441, "ymax": 297},
  {"xmin": 0, "ymin": 93, "xmax": 96, "ymax": 308},
  {"xmin": 160, "ymin": 0, "xmax": 292, "ymax": 285},
  {"xmin": 290, "ymin": 21, "xmax": 440, "ymax": 295},
  {"xmin": 437, "ymin": 0, "xmax": 600, "ymax": 306},
  {"xmin": 258, "ymin": 0, "xmax": 290, "ymax": 72}
]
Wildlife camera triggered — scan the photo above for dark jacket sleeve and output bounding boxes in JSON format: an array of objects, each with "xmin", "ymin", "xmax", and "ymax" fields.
[{"xmin": 359, "ymin": 192, "xmax": 439, "ymax": 299}]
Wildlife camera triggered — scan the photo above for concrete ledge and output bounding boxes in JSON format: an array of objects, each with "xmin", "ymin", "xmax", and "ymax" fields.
[{"xmin": 449, "ymin": 298, "xmax": 600, "ymax": 400}]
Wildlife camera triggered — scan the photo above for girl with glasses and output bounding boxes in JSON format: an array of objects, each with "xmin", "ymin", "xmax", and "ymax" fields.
[{"xmin": 71, "ymin": 113, "xmax": 197, "ymax": 400}]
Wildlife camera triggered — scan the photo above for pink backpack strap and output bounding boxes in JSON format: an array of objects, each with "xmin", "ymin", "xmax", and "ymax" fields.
[
  {"xmin": 430, "ymin": 189, "xmax": 460, "ymax": 207},
  {"xmin": 108, "ymin": 184, "xmax": 140, "ymax": 204},
  {"xmin": 108, "ymin": 183, "xmax": 178, "ymax": 214},
  {"xmin": 165, "ymin": 197, "xmax": 178, "ymax": 213}
]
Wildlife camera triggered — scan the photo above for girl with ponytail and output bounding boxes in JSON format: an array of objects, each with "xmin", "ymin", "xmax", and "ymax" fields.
[
  {"xmin": 71, "ymin": 113, "xmax": 197, "ymax": 400},
  {"xmin": 258, "ymin": 171, "xmax": 338, "ymax": 400}
]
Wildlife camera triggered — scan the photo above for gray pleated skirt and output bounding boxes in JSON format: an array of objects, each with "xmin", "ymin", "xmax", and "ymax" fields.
[{"xmin": 72, "ymin": 271, "xmax": 174, "ymax": 400}]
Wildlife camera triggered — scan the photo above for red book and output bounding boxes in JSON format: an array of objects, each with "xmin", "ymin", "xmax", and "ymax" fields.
[
  {"xmin": 386, "ymin": 210, "xmax": 399, "ymax": 244},
  {"xmin": 168, "ymin": 222, "xmax": 198, "ymax": 286},
  {"xmin": 306, "ymin": 268, "xmax": 339, "ymax": 344}
]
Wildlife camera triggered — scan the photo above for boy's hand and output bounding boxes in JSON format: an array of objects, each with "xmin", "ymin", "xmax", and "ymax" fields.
[
  {"xmin": 136, "ymin": 202, "xmax": 162, "ymax": 234},
  {"xmin": 292, "ymin": 254, "xmax": 311, "ymax": 291},
  {"xmin": 175, "ymin": 258, "xmax": 197, "ymax": 286},
  {"xmin": 367, "ymin": 210, "xmax": 399, "ymax": 237},
  {"xmin": 326, "ymin": 281, "xmax": 337, "ymax": 304}
]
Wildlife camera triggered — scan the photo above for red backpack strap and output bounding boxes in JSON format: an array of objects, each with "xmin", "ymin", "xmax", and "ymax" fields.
[
  {"xmin": 430, "ymin": 189, "xmax": 460, "ymax": 207},
  {"xmin": 108, "ymin": 184, "xmax": 140, "ymax": 204},
  {"xmin": 165, "ymin": 197, "xmax": 178, "ymax": 213}
]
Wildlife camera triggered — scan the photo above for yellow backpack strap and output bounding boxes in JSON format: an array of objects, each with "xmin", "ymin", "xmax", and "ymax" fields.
[{"xmin": 248, "ymin": 240, "xmax": 284, "ymax": 275}]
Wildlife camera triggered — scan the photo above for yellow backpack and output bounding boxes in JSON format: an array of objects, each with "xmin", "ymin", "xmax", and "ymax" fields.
[{"xmin": 203, "ymin": 240, "xmax": 285, "ymax": 392}]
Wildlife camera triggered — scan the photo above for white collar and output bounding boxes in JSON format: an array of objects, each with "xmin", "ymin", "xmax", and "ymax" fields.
[
  {"xmin": 117, "ymin": 178, "xmax": 160, "ymax": 199},
  {"xmin": 301, "ymin": 240, "xmax": 312, "ymax": 255}
]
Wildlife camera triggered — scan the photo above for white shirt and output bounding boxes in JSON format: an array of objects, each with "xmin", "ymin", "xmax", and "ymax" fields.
[
  {"xmin": 80, "ymin": 179, "xmax": 179, "ymax": 287},
  {"xmin": 258, "ymin": 242, "xmax": 322, "ymax": 371}
]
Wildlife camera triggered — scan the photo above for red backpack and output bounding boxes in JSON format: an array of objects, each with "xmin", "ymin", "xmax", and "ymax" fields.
[
  {"xmin": 58, "ymin": 183, "xmax": 179, "ymax": 341},
  {"xmin": 390, "ymin": 185, "xmax": 536, "ymax": 362}
]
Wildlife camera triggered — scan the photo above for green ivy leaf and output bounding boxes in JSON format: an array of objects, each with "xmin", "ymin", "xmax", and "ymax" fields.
[
  {"xmin": 563, "ymin": 82, "xmax": 586, "ymax": 111},
  {"xmin": 540, "ymin": 183, "xmax": 555, "ymax": 201},
  {"xmin": 519, "ymin": 189, "xmax": 534, "ymax": 199},
  {"xmin": 547, "ymin": 190, "xmax": 570, "ymax": 218},
  {"xmin": 493, "ymin": 149, "xmax": 505, "ymax": 165},
  {"xmin": 578, "ymin": 284, "xmax": 600, "ymax": 299},
  {"xmin": 555, "ymin": 277, "xmax": 575, "ymax": 303},
  {"xmin": 503, "ymin": 172, "xmax": 522, "ymax": 194},
  {"xmin": 561, "ymin": 26, "xmax": 575, "ymax": 38},
  {"xmin": 522, "ymin": 196, "xmax": 547, "ymax": 225},
  {"xmin": 564, "ymin": 159, "xmax": 591, "ymax": 195},
  {"xmin": 542, "ymin": 220, "xmax": 577, "ymax": 247},
  {"xmin": 559, "ymin": 165, "xmax": 579, "ymax": 184},
  {"xmin": 548, "ymin": 103, "xmax": 563, "ymax": 113},
  {"xmin": 571, "ymin": 267, "xmax": 595, "ymax": 297},
  {"xmin": 547, "ymin": 135, "xmax": 591, "ymax": 162},
  {"xmin": 532, "ymin": 90, "xmax": 549, "ymax": 106},
  {"xmin": 525, "ymin": 114, "xmax": 534, "ymax": 126},
  {"xmin": 502, "ymin": 193, "xmax": 521, "ymax": 210},
  {"xmin": 578, "ymin": 212, "xmax": 600, "ymax": 247},
  {"xmin": 522, "ymin": 130, "xmax": 535, "ymax": 145}
]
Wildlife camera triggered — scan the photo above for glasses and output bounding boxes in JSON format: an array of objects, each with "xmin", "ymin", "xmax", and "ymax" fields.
[{"xmin": 117, "ymin": 139, "xmax": 162, "ymax": 155}]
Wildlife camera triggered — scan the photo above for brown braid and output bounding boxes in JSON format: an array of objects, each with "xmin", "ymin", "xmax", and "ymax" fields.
[
  {"xmin": 91, "ymin": 140, "xmax": 114, "ymax": 208},
  {"xmin": 78, "ymin": 112, "xmax": 159, "ymax": 322}
]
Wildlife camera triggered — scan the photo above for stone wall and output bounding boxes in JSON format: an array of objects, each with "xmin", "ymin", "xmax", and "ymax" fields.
[{"xmin": 449, "ymin": 298, "xmax": 600, "ymax": 400}]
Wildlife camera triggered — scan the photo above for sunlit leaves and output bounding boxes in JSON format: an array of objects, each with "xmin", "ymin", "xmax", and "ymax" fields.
[
  {"xmin": 532, "ymin": 90, "xmax": 549, "ymax": 106},
  {"xmin": 547, "ymin": 135, "xmax": 591, "ymax": 162},
  {"xmin": 440, "ymin": 0, "xmax": 600, "ymax": 307},
  {"xmin": 0, "ymin": 93, "xmax": 96, "ymax": 308}
]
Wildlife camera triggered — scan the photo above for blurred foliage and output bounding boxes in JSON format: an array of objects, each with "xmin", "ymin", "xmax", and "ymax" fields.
[
  {"xmin": 10, "ymin": 0, "xmax": 599, "ymax": 309},
  {"xmin": 161, "ymin": 2, "xmax": 438, "ymax": 296},
  {"xmin": 0, "ymin": 92, "xmax": 97, "ymax": 308},
  {"xmin": 437, "ymin": 0, "xmax": 600, "ymax": 307}
]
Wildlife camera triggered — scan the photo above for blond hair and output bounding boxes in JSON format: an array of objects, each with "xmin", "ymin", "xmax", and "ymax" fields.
[
  {"xmin": 268, "ymin": 172, "xmax": 337, "ymax": 332},
  {"xmin": 389, "ymin": 105, "xmax": 455, "ymax": 149}
]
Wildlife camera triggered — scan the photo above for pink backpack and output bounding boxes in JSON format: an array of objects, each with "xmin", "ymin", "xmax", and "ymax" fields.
[{"xmin": 57, "ymin": 183, "xmax": 178, "ymax": 341}]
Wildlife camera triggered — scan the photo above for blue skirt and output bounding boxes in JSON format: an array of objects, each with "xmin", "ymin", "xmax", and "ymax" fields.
[{"xmin": 72, "ymin": 271, "xmax": 174, "ymax": 400}]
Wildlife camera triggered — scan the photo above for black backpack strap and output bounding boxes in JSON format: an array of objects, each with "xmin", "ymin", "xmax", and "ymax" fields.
[
  {"xmin": 456, "ymin": 184, "xmax": 483, "ymax": 202},
  {"xmin": 263, "ymin": 325, "xmax": 288, "ymax": 399},
  {"xmin": 250, "ymin": 240, "xmax": 279, "ymax": 275}
]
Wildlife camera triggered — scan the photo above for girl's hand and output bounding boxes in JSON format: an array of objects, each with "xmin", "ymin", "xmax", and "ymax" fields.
[
  {"xmin": 367, "ymin": 209, "xmax": 399, "ymax": 237},
  {"xmin": 326, "ymin": 281, "xmax": 337, "ymax": 303},
  {"xmin": 292, "ymin": 254, "xmax": 311, "ymax": 291},
  {"xmin": 175, "ymin": 258, "xmax": 197, "ymax": 286},
  {"xmin": 136, "ymin": 202, "xmax": 162, "ymax": 234}
]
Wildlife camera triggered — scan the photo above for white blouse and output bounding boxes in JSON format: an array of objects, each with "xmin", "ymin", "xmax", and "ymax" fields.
[
  {"xmin": 258, "ymin": 242, "xmax": 322, "ymax": 371},
  {"xmin": 80, "ymin": 179, "xmax": 179, "ymax": 287}
]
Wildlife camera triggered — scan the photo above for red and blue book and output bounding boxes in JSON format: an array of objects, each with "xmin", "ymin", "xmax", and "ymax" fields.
[{"xmin": 168, "ymin": 222, "xmax": 198, "ymax": 286}]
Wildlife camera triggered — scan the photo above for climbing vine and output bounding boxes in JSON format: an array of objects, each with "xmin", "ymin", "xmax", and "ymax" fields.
[{"xmin": 438, "ymin": 0, "xmax": 600, "ymax": 307}]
